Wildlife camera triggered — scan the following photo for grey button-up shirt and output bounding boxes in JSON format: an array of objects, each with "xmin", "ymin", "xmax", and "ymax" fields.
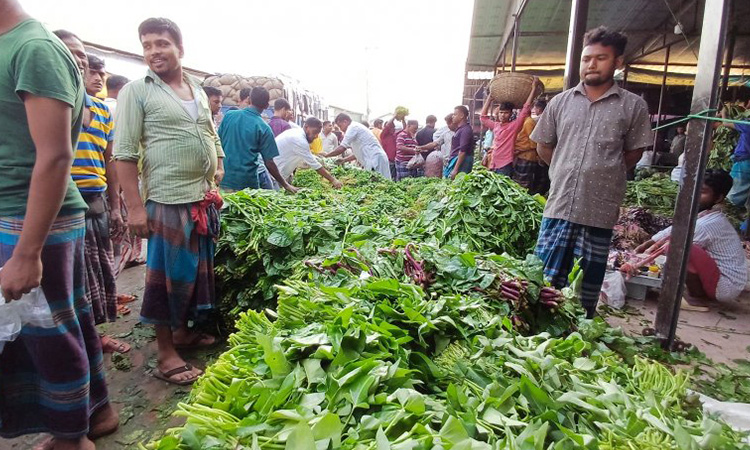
[{"xmin": 530, "ymin": 83, "xmax": 653, "ymax": 229}]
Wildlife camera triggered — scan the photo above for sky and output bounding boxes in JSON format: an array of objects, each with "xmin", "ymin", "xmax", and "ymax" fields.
[{"xmin": 22, "ymin": 0, "xmax": 474, "ymax": 123}]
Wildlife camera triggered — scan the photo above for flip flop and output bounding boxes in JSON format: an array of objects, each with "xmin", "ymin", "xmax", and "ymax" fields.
[
  {"xmin": 32, "ymin": 436, "xmax": 54, "ymax": 450},
  {"xmin": 117, "ymin": 304, "xmax": 131, "ymax": 315},
  {"xmin": 174, "ymin": 333, "xmax": 218, "ymax": 350},
  {"xmin": 680, "ymin": 298, "xmax": 710, "ymax": 312},
  {"xmin": 153, "ymin": 364, "xmax": 200, "ymax": 386},
  {"xmin": 101, "ymin": 335, "xmax": 131, "ymax": 354},
  {"xmin": 117, "ymin": 294, "xmax": 137, "ymax": 305}
]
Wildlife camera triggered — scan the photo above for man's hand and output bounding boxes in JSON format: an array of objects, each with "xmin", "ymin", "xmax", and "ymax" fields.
[
  {"xmin": 110, "ymin": 210, "xmax": 125, "ymax": 235},
  {"xmin": 450, "ymin": 170, "xmax": 459, "ymax": 180},
  {"xmin": 334, "ymin": 158, "xmax": 346, "ymax": 166},
  {"xmin": 284, "ymin": 184, "xmax": 299, "ymax": 194},
  {"xmin": 0, "ymin": 252, "xmax": 43, "ymax": 301},
  {"xmin": 331, "ymin": 179, "xmax": 343, "ymax": 189},
  {"xmin": 214, "ymin": 167, "xmax": 225, "ymax": 185},
  {"xmin": 128, "ymin": 205, "xmax": 150, "ymax": 238}
]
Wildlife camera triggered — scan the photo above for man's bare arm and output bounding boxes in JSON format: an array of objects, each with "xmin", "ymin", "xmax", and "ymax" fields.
[
  {"xmin": 625, "ymin": 148, "xmax": 645, "ymax": 170},
  {"xmin": 116, "ymin": 160, "xmax": 149, "ymax": 238}
]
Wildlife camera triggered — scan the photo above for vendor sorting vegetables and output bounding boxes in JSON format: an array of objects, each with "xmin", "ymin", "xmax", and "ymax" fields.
[
  {"xmin": 635, "ymin": 170, "xmax": 746, "ymax": 312},
  {"xmin": 324, "ymin": 113, "xmax": 392, "ymax": 180},
  {"xmin": 272, "ymin": 117, "xmax": 343, "ymax": 189},
  {"xmin": 530, "ymin": 27, "xmax": 653, "ymax": 319}
]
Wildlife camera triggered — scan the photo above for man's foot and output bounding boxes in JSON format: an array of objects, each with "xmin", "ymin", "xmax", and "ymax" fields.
[
  {"xmin": 100, "ymin": 335, "xmax": 131, "ymax": 354},
  {"xmin": 116, "ymin": 294, "xmax": 136, "ymax": 305},
  {"xmin": 155, "ymin": 356, "xmax": 203, "ymax": 385},
  {"xmin": 172, "ymin": 330, "xmax": 218, "ymax": 350},
  {"xmin": 116, "ymin": 304, "xmax": 131, "ymax": 315},
  {"xmin": 681, "ymin": 297, "xmax": 710, "ymax": 312},
  {"xmin": 33, "ymin": 436, "xmax": 95, "ymax": 450},
  {"xmin": 88, "ymin": 404, "xmax": 119, "ymax": 440}
]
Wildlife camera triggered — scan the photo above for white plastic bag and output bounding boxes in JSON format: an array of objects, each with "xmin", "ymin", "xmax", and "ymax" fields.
[
  {"xmin": 406, "ymin": 153, "xmax": 425, "ymax": 170},
  {"xmin": 0, "ymin": 279, "xmax": 56, "ymax": 354},
  {"xmin": 599, "ymin": 271, "xmax": 627, "ymax": 309}
]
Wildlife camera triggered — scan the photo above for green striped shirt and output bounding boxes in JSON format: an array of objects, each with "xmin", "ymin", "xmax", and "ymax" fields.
[{"xmin": 113, "ymin": 69, "xmax": 224, "ymax": 205}]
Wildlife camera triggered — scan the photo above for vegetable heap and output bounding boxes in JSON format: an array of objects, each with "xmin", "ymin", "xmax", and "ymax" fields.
[
  {"xmin": 623, "ymin": 174, "xmax": 679, "ymax": 217},
  {"xmin": 709, "ymin": 104, "xmax": 750, "ymax": 172},
  {"xmin": 215, "ymin": 168, "xmax": 543, "ymax": 330},
  {"xmin": 611, "ymin": 207, "xmax": 672, "ymax": 251},
  {"xmin": 145, "ymin": 271, "xmax": 748, "ymax": 449}
]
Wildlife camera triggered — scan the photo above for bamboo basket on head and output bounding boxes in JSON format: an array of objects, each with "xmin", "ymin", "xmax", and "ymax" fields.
[{"xmin": 488, "ymin": 73, "xmax": 544, "ymax": 108}]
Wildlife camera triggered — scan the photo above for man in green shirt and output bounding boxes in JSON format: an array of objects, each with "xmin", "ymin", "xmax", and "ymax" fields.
[
  {"xmin": 219, "ymin": 86, "xmax": 298, "ymax": 193},
  {"xmin": 0, "ymin": 1, "xmax": 117, "ymax": 446},
  {"xmin": 115, "ymin": 17, "xmax": 224, "ymax": 386}
]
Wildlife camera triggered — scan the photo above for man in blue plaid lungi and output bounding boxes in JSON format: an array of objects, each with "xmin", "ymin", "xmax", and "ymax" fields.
[{"xmin": 529, "ymin": 27, "xmax": 654, "ymax": 317}]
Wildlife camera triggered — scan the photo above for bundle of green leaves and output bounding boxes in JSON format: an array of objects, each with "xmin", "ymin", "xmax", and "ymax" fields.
[{"xmin": 623, "ymin": 174, "xmax": 679, "ymax": 217}]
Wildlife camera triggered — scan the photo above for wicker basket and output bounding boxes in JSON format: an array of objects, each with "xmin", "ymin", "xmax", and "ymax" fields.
[{"xmin": 488, "ymin": 72, "xmax": 544, "ymax": 108}]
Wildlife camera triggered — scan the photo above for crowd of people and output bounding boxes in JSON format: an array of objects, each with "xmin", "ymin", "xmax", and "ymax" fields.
[{"xmin": 0, "ymin": 0, "xmax": 747, "ymax": 447}]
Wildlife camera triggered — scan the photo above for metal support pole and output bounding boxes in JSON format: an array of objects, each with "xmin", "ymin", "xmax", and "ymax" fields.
[
  {"xmin": 722, "ymin": 30, "xmax": 736, "ymax": 98},
  {"xmin": 622, "ymin": 65, "xmax": 629, "ymax": 88},
  {"xmin": 654, "ymin": 0, "xmax": 730, "ymax": 348},
  {"xmin": 511, "ymin": 16, "xmax": 520, "ymax": 72},
  {"xmin": 563, "ymin": 0, "xmax": 589, "ymax": 90},
  {"xmin": 653, "ymin": 45, "xmax": 671, "ymax": 153}
]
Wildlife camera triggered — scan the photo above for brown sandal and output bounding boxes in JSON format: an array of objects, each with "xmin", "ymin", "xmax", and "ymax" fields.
[
  {"xmin": 153, "ymin": 364, "xmax": 200, "ymax": 386},
  {"xmin": 101, "ymin": 335, "xmax": 131, "ymax": 354},
  {"xmin": 174, "ymin": 333, "xmax": 218, "ymax": 350}
]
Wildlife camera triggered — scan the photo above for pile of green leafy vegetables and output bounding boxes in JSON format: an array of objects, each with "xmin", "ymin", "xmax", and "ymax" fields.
[
  {"xmin": 214, "ymin": 168, "xmax": 543, "ymax": 330},
  {"xmin": 623, "ymin": 174, "xmax": 679, "ymax": 217},
  {"xmin": 709, "ymin": 104, "xmax": 750, "ymax": 172}
]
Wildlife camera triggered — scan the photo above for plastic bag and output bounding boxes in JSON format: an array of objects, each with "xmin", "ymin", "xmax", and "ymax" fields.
[
  {"xmin": 0, "ymin": 278, "xmax": 56, "ymax": 354},
  {"xmin": 599, "ymin": 270, "xmax": 627, "ymax": 309},
  {"xmin": 406, "ymin": 153, "xmax": 425, "ymax": 170}
]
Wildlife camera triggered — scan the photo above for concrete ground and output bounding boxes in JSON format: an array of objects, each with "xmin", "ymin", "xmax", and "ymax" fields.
[{"xmin": 1, "ymin": 267, "xmax": 748, "ymax": 449}]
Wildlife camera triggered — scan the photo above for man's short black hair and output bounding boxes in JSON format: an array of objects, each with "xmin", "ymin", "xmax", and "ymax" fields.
[
  {"xmin": 361, "ymin": 120, "xmax": 370, "ymax": 128},
  {"xmin": 407, "ymin": 120, "xmax": 419, "ymax": 127},
  {"xmin": 305, "ymin": 117, "xmax": 323, "ymax": 129},
  {"xmin": 106, "ymin": 74, "xmax": 129, "ymax": 91},
  {"xmin": 454, "ymin": 105, "xmax": 469, "ymax": 119},
  {"xmin": 498, "ymin": 102, "xmax": 514, "ymax": 112},
  {"xmin": 335, "ymin": 113, "xmax": 351, "ymax": 124},
  {"xmin": 322, "ymin": 120, "xmax": 331, "ymax": 126},
  {"xmin": 583, "ymin": 26, "xmax": 627, "ymax": 57},
  {"xmin": 704, "ymin": 170, "xmax": 733, "ymax": 199},
  {"xmin": 203, "ymin": 86, "xmax": 222, "ymax": 98},
  {"xmin": 533, "ymin": 99, "xmax": 547, "ymax": 110},
  {"xmin": 274, "ymin": 98, "xmax": 291, "ymax": 111},
  {"xmin": 250, "ymin": 87, "xmax": 270, "ymax": 110},
  {"xmin": 138, "ymin": 18, "xmax": 183, "ymax": 48},
  {"xmin": 87, "ymin": 54, "xmax": 105, "ymax": 72},
  {"xmin": 426, "ymin": 115, "xmax": 437, "ymax": 124},
  {"xmin": 444, "ymin": 113, "xmax": 454, "ymax": 122},
  {"xmin": 373, "ymin": 119, "xmax": 384, "ymax": 127},
  {"xmin": 53, "ymin": 29, "xmax": 81, "ymax": 43},
  {"xmin": 239, "ymin": 88, "xmax": 252, "ymax": 102}
]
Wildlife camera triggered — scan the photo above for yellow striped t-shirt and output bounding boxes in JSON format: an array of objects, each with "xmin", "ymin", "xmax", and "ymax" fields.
[{"xmin": 71, "ymin": 94, "xmax": 113, "ymax": 194}]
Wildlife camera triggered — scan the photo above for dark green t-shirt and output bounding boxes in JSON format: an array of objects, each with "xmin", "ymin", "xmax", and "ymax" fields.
[{"xmin": 0, "ymin": 19, "xmax": 86, "ymax": 216}]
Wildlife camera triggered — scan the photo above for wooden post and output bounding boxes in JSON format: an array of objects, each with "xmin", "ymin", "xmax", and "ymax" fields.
[
  {"xmin": 511, "ymin": 16, "xmax": 520, "ymax": 72},
  {"xmin": 563, "ymin": 0, "xmax": 589, "ymax": 90},
  {"xmin": 654, "ymin": 0, "xmax": 730, "ymax": 347},
  {"xmin": 653, "ymin": 45, "xmax": 671, "ymax": 153},
  {"xmin": 722, "ymin": 30, "xmax": 736, "ymax": 98}
]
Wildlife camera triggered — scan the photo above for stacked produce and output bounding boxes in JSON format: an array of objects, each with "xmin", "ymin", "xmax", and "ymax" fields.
[
  {"xmin": 611, "ymin": 207, "xmax": 672, "ymax": 251},
  {"xmin": 710, "ymin": 104, "xmax": 750, "ymax": 171},
  {"xmin": 623, "ymin": 173, "xmax": 679, "ymax": 217},
  {"xmin": 203, "ymin": 74, "xmax": 285, "ymax": 106}
]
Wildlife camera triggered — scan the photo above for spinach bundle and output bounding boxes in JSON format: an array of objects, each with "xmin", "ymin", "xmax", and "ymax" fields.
[{"xmin": 624, "ymin": 174, "xmax": 679, "ymax": 217}]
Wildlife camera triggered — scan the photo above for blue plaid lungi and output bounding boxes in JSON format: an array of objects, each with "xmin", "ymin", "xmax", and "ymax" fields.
[{"xmin": 535, "ymin": 217, "xmax": 613, "ymax": 315}]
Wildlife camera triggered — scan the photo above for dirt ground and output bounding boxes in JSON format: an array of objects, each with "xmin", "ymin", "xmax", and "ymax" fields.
[{"xmin": 1, "ymin": 266, "xmax": 749, "ymax": 449}]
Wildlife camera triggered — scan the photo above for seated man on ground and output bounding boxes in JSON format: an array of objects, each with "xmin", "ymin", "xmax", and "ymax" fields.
[{"xmin": 635, "ymin": 170, "xmax": 746, "ymax": 311}]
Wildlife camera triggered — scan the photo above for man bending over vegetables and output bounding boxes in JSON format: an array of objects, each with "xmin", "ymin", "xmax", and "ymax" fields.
[
  {"xmin": 530, "ymin": 27, "xmax": 653, "ymax": 318},
  {"xmin": 273, "ymin": 117, "xmax": 343, "ymax": 189},
  {"xmin": 635, "ymin": 170, "xmax": 746, "ymax": 312}
]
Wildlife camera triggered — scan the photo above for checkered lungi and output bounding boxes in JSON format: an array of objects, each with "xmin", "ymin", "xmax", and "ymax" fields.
[
  {"xmin": 513, "ymin": 158, "xmax": 539, "ymax": 190},
  {"xmin": 395, "ymin": 160, "xmax": 424, "ymax": 181},
  {"xmin": 535, "ymin": 217, "xmax": 613, "ymax": 316}
]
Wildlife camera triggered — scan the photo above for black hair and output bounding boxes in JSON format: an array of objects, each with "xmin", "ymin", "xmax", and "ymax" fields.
[
  {"xmin": 138, "ymin": 18, "xmax": 183, "ymax": 48},
  {"xmin": 203, "ymin": 86, "xmax": 222, "ymax": 98},
  {"xmin": 335, "ymin": 113, "xmax": 351, "ymax": 124},
  {"xmin": 274, "ymin": 98, "xmax": 291, "ymax": 111},
  {"xmin": 444, "ymin": 113, "xmax": 454, "ymax": 122},
  {"xmin": 239, "ymin": 88, "xmax": 252, "ymax": 102},
  {"xmin": 250, "ymin": 87, "xmax": 270, "ymax": 110},
  {"xmin": 454, "ymin": 105, "xmax": 469, "ymax": 119},
  {"xmin": 426, "ymin": 115, "xmax": 437, "ymax": 123},
  {"xmin": 373, "ymin": 119, "xmax": 384, "ymax": 126},
  {"xmin": 53, "ymin": 29, "xmax": 81, "ymax": 43},
  {"xmin": 498, "ymin": 102, "xmax": 514, "ymax": 112},
  {"xmin": 361, "ymin": 120, "xmax": 370, "ymax": 128},
  {"xmin": 533, "ymin": 99, "xmax": 547, "ymax": 110},
  {"xmin": 583, "ymin": 26, "xmax": 627, "ymax": 57},
  {"xmin": 106, "ymin": 74, "xmax": 129, "ymax": 91},
  {"xmin": 87, "ymin": 53, "xmax": 105, "ymax": 71},
  {"xmin": 305, "ymin": 117, "xmax": 323, "ymax": 129},
  {"xmin": 322, "ymin": 120, "xmax": 332, "ymax": 126},
  {"xmin": 407, "ymin": 120, "xmax": 419, "ymax": 127},
  {"xmin": 227, "ymin": 106, "xmax": 239, "ymax": 111},
  {"xmin": 703, "ymin": 170, "xmax": 733, "ymax": 199}
]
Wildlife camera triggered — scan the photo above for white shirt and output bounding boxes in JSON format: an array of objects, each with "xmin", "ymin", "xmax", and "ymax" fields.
[
  {"xmin": 181, "ymin": 98, "xmax": 199, "ymax": 121},
  {"xmin": 432, "ymin": 126, "xmax": 455, "ymax": 163},
  {"xmin": 103, "ymin": 97, "xmax": 117, "ymax": 115},
  {"xmin": 273, "ymin": 127, "xmax": 322, "ymax": 180},
  {"xmin": 341, "ymin": 122, "xmax": 390, "ymax": 178},
  {"xmin": 653, "ymin": 210, "xmax": 746, "ymax": 302},
  {"xmin": 320, "ymin": 131, "xmax": 339, "ymax": 153}
]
